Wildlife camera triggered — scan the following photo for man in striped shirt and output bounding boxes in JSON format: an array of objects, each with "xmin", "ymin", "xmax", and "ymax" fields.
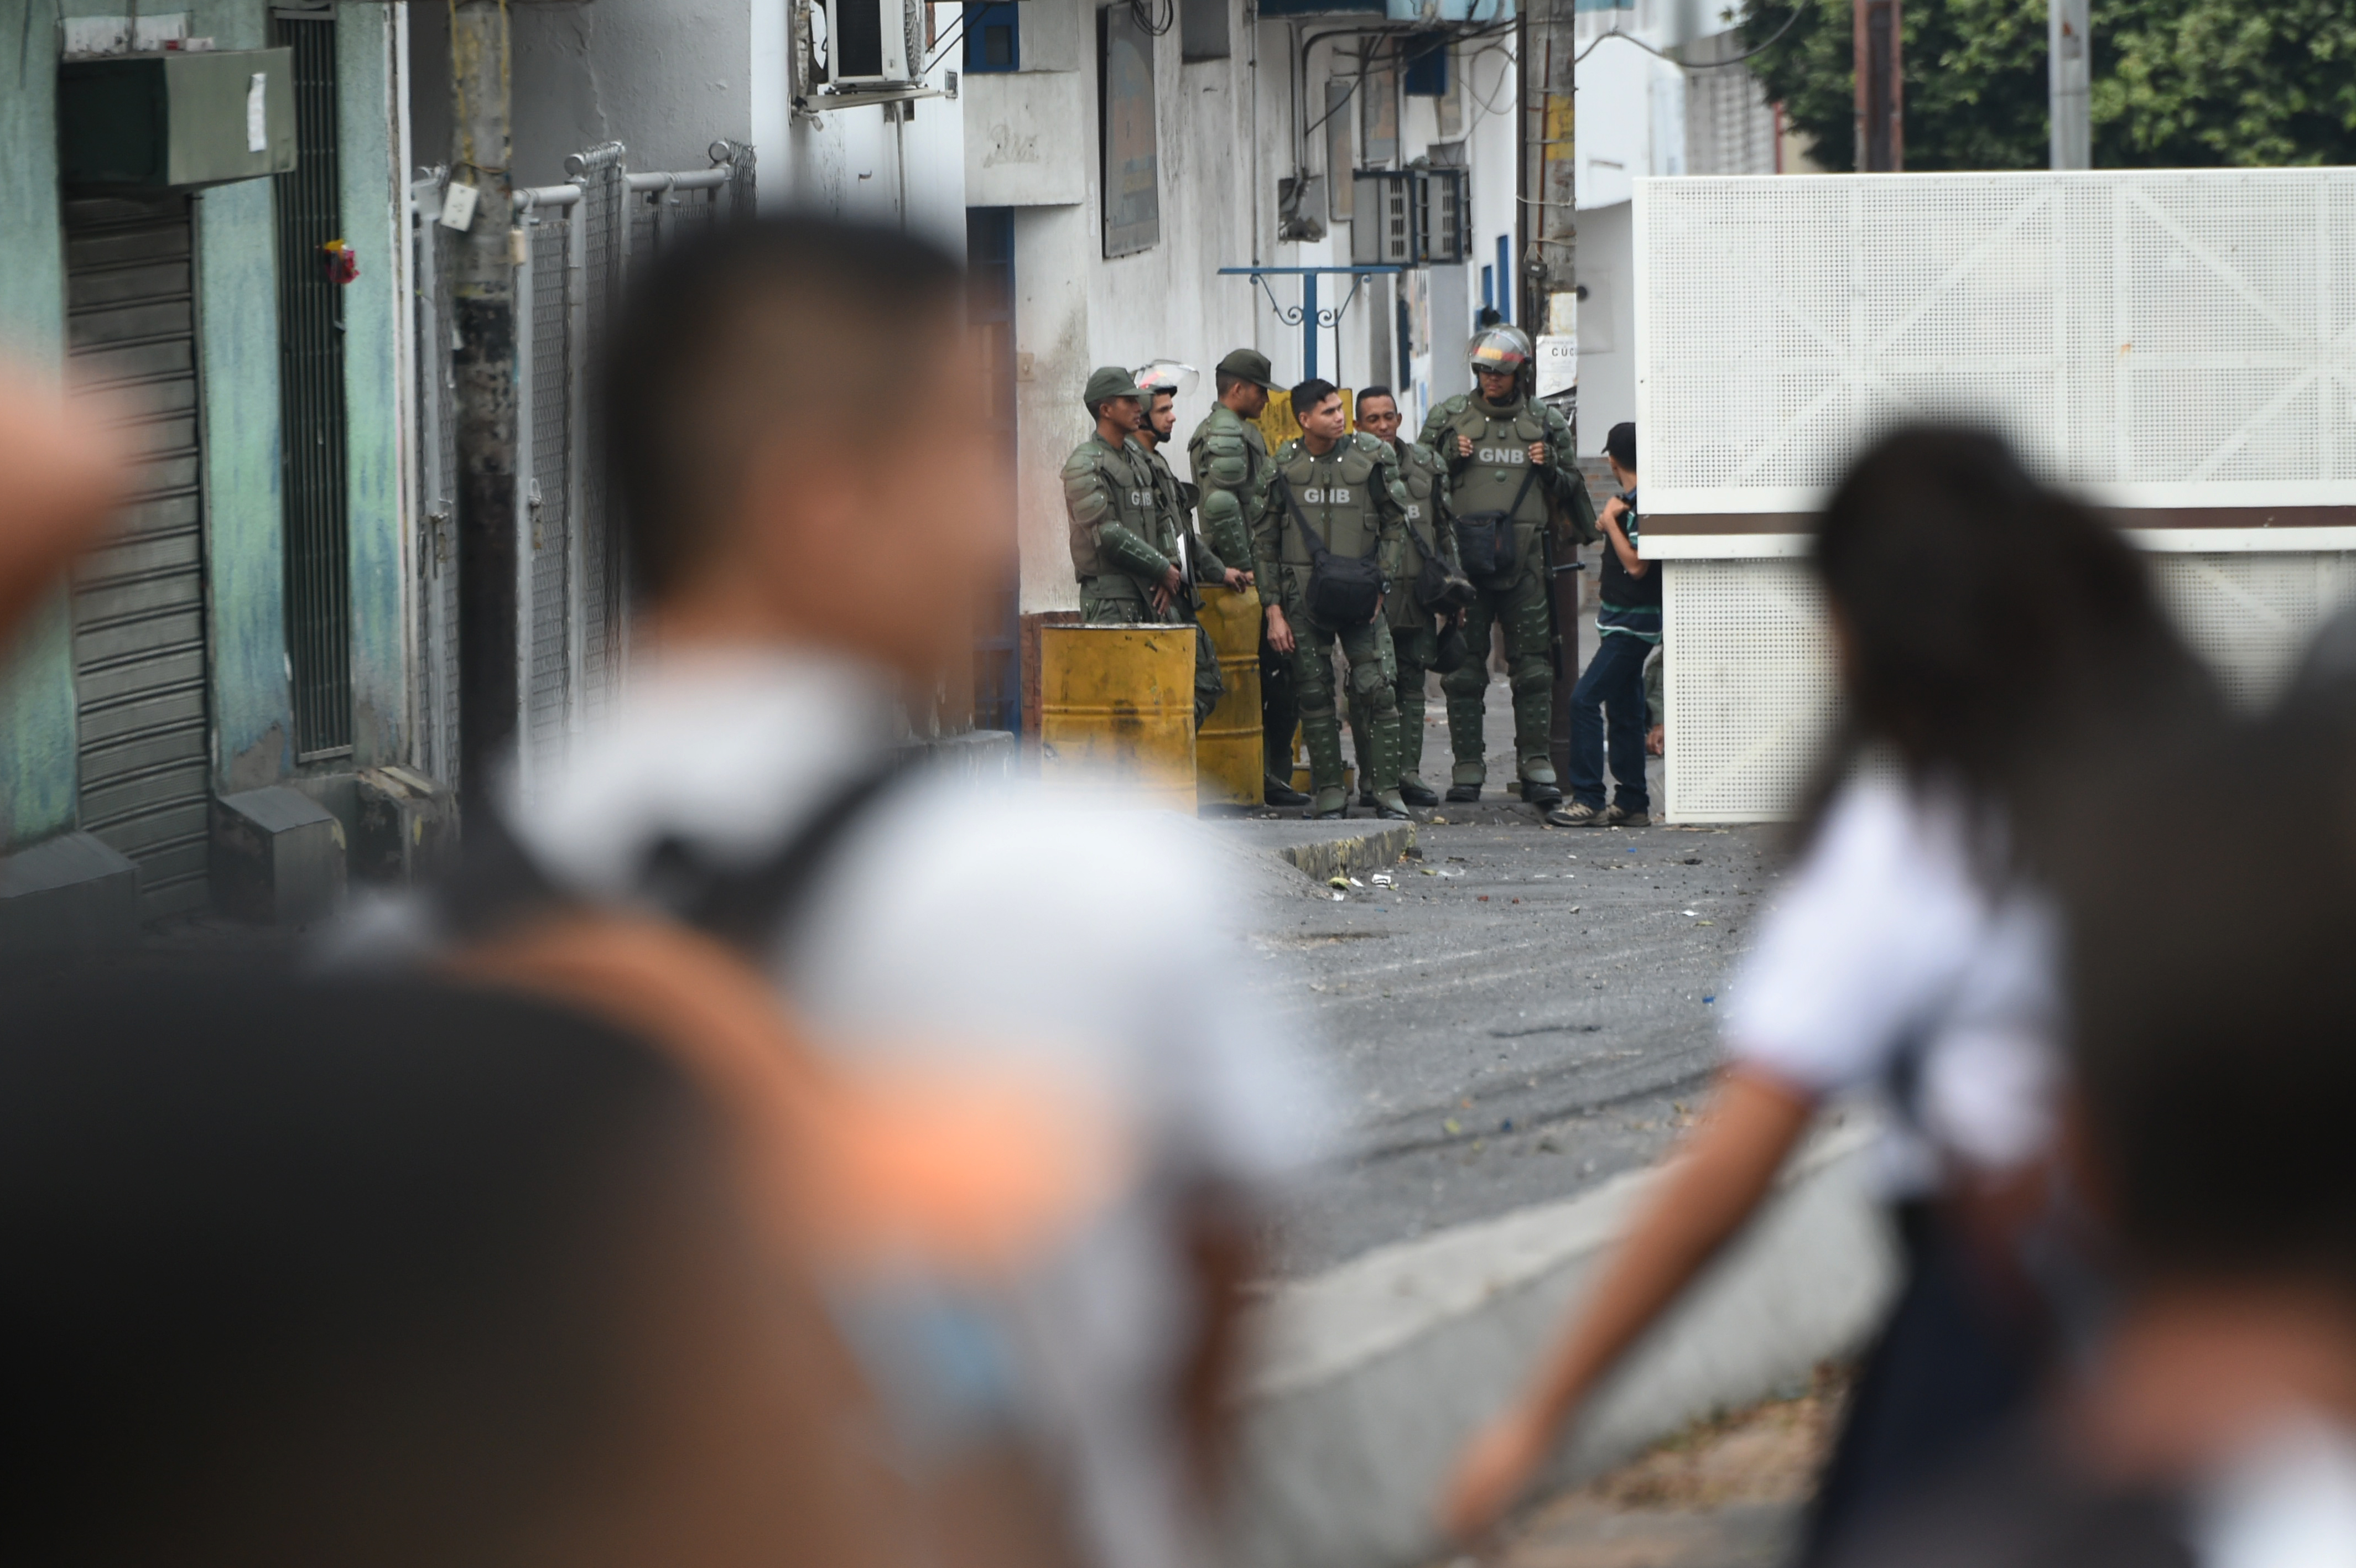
[{"xmin": 1551, "ymin": 422, "xmax": 1658, "ymax": 827}]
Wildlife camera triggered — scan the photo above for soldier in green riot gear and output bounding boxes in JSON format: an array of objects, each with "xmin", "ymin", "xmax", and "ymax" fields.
[
  {"xmin": 1132, "ymin": 363, "xmax": 1249, "ymax": 597},
  {"xmin": 1189, "ymin": 347, "xmax": 1308, "ymax": 808},
  {"xmin": 1062, "ymin": 366, "xmax": 1223, "ymax": 725},
  {"xmin": 1348, "ymin": 384, "xmax": 1470, "ymax": 808},
  {"xmin": 1417, "ymin": 326, "xmax": 1596, "ymax": 808},
  {"xmin": 1252, "ymin": 378, "xmax": 1412, "ymax": 821}
]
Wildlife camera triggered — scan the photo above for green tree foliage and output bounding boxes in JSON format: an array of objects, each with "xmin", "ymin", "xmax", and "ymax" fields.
[{"xmin": 1734, "ymin": 0, "xmax": 2356, "ymax": 171}]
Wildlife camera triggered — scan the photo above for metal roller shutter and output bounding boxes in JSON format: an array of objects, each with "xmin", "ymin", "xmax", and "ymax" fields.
[{"xmin": 64, "ymin": 192, "xmax": 214, "ymax": 919}]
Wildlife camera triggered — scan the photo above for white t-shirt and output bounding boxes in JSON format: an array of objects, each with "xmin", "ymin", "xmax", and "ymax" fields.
[
  {"xmin": 1722, "ymin": 773, "xmax": 2063, "ymax": 1192},
  {"xmin": 509, "ymin": 650, "xmax": 1328, "ymax": 1568}
]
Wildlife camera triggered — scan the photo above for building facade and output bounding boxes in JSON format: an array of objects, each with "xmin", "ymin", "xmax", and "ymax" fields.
[{"xmin": 0, "ymin": 1, "xmax": 412, "ymax": 933}]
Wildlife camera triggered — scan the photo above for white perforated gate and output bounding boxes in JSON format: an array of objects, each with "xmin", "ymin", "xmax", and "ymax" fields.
[
  {"xmin": 1660, "ymin": 554, "xmax": 2356, "ymax": 821},
  {"xmin": 1637, "ymin": 170, "xmax": 2356, "ymax": 821},
  {"xmin": 1637, "ymin": 170, "xmax": 2356, "ymax": 514},
  {"xmin": 408, "ymin": 143, "xmax": 753, "ymax": 798}
]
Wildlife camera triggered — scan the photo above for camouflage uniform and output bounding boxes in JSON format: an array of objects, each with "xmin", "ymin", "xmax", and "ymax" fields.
[
  {"xmin": 1350, "ymin": 435, "xmax": 1462, "ymax": 801},
  {"xmin": 1061, "ymin": 429, "xmax": 1221, "ymax": 725},
  {"xmin": 1253, "ymin": 430, "xmax": 1410, "ymax": 817},
  {"xmin": 1189, "ymin": 400, "xmax": 1294, "ymax": 786},
  {"xmin": 1416, "ymin": 390, "xmax": 1595, "ymax": 800}
]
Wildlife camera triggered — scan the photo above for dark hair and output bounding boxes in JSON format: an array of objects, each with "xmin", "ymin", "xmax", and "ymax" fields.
[
  {"xmin": 1356, "ymin": 385, "xmax": 1397, "ymax": 413},
  {"xmin": 1214, "ymin": 369, "xmax": 1243, "ymax": 396},
  {"xmin": 1289, "ymin": 378, "xmax": 1339, "ymax": 416},
  {"xmin": 2068, "ymin": 707, "xmax": 2356, "ymax": 1290},
  {"xmin": 601, "ymin": 216, "xmax": 963, "ymax": 601},
  {"xmin": 1604, "ymin": 421, "xmax": 1636, "ymax": 470},
  {"xmin": 1801, "ymin": 425, "xmax": 2213, "ymax": 863},
  {"xmin": 0, "ymin": 969, "xmax": 720, "ymax": 1566}
]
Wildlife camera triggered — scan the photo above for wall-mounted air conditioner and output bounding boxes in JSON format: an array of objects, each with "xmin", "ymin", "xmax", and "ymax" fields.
[
  {"xmin": 1347, "ymin": 168, "xmax": 1469, "ymax": 267},
  {"xmin": 821, "ymin": 0, "xmax": 920, "ymax": 87}
]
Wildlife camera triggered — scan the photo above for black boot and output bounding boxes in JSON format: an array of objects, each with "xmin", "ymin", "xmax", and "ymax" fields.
[
  {"xmin": 1264, "ymin": 775, "xmax": 1312, "ymax": 808},
  {"xmin": 1398, "ymin": 780, "xmax": 1439, "ymax": 808},
  {"xmin": 1445, "ymin": 783, "xmax": 1483, "ymax": 803},
  {"xmin": 1521, "ymin": 777, "xmax": 1564, "ymax": 809}
]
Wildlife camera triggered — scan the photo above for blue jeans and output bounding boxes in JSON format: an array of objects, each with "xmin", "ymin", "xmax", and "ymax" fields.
[{"xmin": 1569, "ymin": 631, "xmax": 1651, "ymax": 811}]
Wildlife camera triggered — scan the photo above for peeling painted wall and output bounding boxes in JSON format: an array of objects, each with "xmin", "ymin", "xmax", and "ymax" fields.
[
  {"xmin": 2, "ymin": 1, "xmax": 413, "ymax": 851},
  {"xmin": 0, "ymin": 0, "xmax": 75, "ymax": 847},
  {"xmin": 338, "ymin": 4, "xmax": 408, "ymax": 768}
]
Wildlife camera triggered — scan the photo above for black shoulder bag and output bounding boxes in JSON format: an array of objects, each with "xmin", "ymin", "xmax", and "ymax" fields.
[
  {"xmin": 1452, "ymin": 459, "xmax": 1541, "ymax": 586},
  {"xmin": 1275, "ymin": 476, "xmax": 1385, "ymax": 628},
  {"xmin": 1406, "ymin": 512, "xmax": 1470, "ymax": 613}
]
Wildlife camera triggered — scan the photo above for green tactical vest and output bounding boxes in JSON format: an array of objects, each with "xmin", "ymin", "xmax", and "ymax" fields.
[
  {"xmin": 1393, "ymin": 441, "xmax": 1444, "ymax": 570},
  {"xmin": 1388, "ymin": 440, "xmax": 1446, "ymax": 628},
  {"xmin": 1439, "ymin": 398, "xmax": 1553, "ymax": 532},
  {"xmin": 1065, "ymin": 435, "xmax": 1159, "ymax": 586},
  {"xmin": 1272, "ymin": 437, "xmax": 1386, "ymax": 570},
  {"xmin": 1135, "ymin": 440, "xmax": 1189, "ymax": 549}
]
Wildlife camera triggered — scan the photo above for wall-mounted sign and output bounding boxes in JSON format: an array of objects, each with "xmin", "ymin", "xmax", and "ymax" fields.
[{"xmin": 1100, "ymin": 6, "xmax": 1159, "ymax": 258}]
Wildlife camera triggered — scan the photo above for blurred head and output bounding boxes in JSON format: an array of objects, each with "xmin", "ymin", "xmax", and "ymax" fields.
[
  {"xmin": 1604, "ymin": 421, "xmax": 1636, "ymax": 485},
  {"xmin": 1215, "ymin": 371, "xmax": 1268, "ymax": 419},
  {"xmin": 1806, "ymin": 426, "xmax": 2211, "ymax": 841},
  {"xmin": 602, "ymin": 217, "xmax": 1008, "ymax": 684},
  {"xmin": 0, "ymin": 970, "xmax": 888, "ymax": 1568},
  {"xmin": 1291, "ymin": 380, "xmax": 1344, "ymax": 446},
  {"xmin": 2068, "ymin": 722, "xmax": 2356, "ymax": 1305},
  {"xmin": 1354, "ymin": 386, "xmax": 1400, "ymax": 440}
]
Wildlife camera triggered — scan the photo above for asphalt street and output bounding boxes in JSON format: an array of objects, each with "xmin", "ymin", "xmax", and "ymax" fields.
[{"xmin": 1226, "ymin": 669, "xmax": 1788, "ymax": 1279}]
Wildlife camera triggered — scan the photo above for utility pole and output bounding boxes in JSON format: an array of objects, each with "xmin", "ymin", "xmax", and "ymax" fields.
[
  {"xmin": 1853, "ymin": 0, "xmax": 1902, "ymax": 171},
  {"xmin": 449, "ymin": 0, "xmax": 517, "ymax": 819},
  {"xmin": 1518, "ymin": 0, "xmax": 1580, "ymax": 782},
  {"xmin": 2049, "ymin": 0, "xmax": 2091, "ymax": 170}
]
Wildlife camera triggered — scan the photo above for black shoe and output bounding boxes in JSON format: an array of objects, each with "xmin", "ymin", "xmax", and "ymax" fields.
[
  {"xmin": 1263, "ymin": 775, "xmax": 1312, "ymax": 808},
  {"xmin": 1398, "ymin": 781, "xmax": 1440, "ymax": 808},
  {"xmin": 1358, "ymin": 791, "xmax": 1379, "ymax": 810},
  {"xmin": 1521, "ymin": 778, "xmax": 1564, "ymax": 809},
  {"xmin": 1445, "ymin": 783, "xmax": 1483, "ymax": 803}
]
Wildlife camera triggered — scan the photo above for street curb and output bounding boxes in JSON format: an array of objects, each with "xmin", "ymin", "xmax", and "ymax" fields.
[
  {"xmin": 1224, "ymin": 1117, "xmax": 1898, "ymax": 1568},
  {"xmin": 1278, "ymin": 826, "xmax": 1418, "ymax": 885}
]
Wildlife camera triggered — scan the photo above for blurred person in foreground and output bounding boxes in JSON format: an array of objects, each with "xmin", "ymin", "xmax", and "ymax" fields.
[
  {"xmin": 1824, "ymin": 682, "xmax": 2356, "ymax": 1566},
  {"xmin": 1442, "ymin": 427, "xmax": 2219, "ymax": 1560},
  {"xmin": 0, "ymin": 971, "xmax": 903, "ymax": 1568},
  {"xmin": 424, "ymin": 217, "xmax": 1321, "ymax": 1568}
]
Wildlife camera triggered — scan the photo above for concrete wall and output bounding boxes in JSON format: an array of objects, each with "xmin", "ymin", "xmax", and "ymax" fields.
[{"xmin": 1570, "ymin": 198, "xmax": 1632, "ymax": 460}]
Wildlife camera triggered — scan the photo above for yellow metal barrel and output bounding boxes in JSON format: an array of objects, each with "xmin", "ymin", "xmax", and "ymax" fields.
[
  {"xmin": 1037, "ymin": 624, "xmax": 1199, "ymax": 812},
  {"xmin": 1193, "ymin": 585, "xmax": 1264, "ymax": 808}
]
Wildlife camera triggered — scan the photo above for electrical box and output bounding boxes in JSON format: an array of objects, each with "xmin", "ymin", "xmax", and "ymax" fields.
[{"xmin": 59, "ymin": 48, "xmax": 296, "ymax": 190}]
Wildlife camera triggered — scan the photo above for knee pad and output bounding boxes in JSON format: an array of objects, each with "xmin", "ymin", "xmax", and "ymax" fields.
[{"xmin": 1509, "ymin": 658, "xmax": 1552, "ymax": 698}]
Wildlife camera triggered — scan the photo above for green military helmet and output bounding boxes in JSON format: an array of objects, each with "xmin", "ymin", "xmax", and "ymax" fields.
[
  {"xmin": 1214, "ymin": 347, "xmax": 1282, "ymax": 391},
  {"xmin": 1468, "ymin": 324, "xmax": 1535, "ymax": 379},
  {"xmin": 1083, "ymin": 366, "xmax": 1143, "ymax": 409}
]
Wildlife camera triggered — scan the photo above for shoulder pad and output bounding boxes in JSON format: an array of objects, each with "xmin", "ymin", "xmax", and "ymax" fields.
[
  {"xmin": 1541, "ymin": 404, "xmax": 1572, "ymax": 435},
  {"xmin": 1060, "ymin": 445, "xmax": 1101, "ymax": 478},
  {"xmin": 1202, "ymin": 430, "xmax": 1247, "ymax": 454}
]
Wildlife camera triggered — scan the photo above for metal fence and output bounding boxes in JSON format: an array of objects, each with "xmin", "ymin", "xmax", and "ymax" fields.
[{"xmin": 406, "ymin": 140, "xmax": 754, "ymax": 796}]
